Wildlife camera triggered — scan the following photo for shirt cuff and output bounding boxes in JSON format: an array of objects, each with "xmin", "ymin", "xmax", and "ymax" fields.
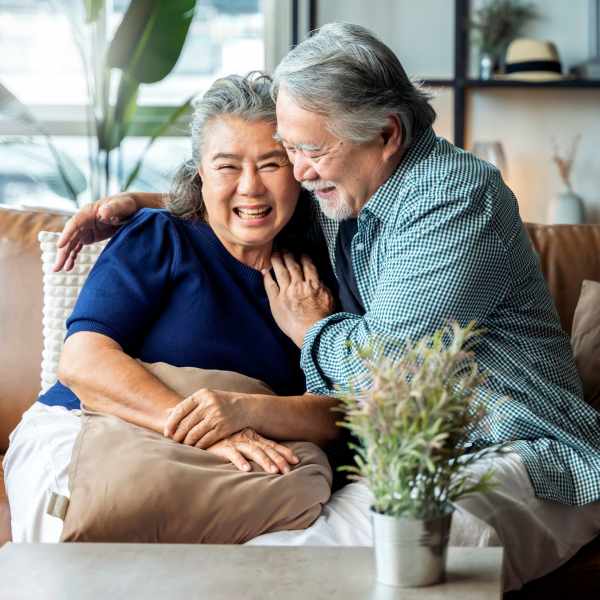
[
  {"xmin": 65, "ymin": 320, "xmax": 126, "ymax": 350},
  {"xmin": 300, "ymin": 312, "xmax": 360, "ymax": 393}
]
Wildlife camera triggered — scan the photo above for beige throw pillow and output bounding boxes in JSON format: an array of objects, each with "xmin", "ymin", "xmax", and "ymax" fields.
[
  {"xmin": 60, "ymin": 364, "xmax": 332, "ymax": 544},
  {"xmin": 571, "ymin": 280, "xmax": 600, "ymax": 410}
]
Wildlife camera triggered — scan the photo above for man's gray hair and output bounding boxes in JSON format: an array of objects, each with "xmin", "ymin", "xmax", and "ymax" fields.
[
  {"xmin": 169, "ymin": 72, "xmax": 276, "ymax": 220},
  {"xmin": 272, "ymin": 22, "xmax": 436, "ymax": 147}
]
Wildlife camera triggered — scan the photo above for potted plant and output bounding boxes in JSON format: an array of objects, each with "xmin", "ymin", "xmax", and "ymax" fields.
[
  {"xmin": 337, "ymin": 322, "xmax": 499, "ymax": 587},
  {"xmin": 469, "ymin": 0, "xmax": 538, "ymax": 78}
]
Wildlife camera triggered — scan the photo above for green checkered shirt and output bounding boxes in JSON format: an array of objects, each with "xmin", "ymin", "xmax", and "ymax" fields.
[{"xmin": 301, "ymin": 126, "xmax": 600, "ymax": 506}]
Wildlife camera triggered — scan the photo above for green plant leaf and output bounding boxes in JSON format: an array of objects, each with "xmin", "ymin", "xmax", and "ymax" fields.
[
  {"xmin": 0, "ymin": 83, "xmax": 82, "ymax": 203},
  {"xmin": 0, "ymin": 82, "xmax": 37, "ymax": 125},
  {"xmin": 122, "ymin": 94, "xmax": 194, "ymax": 190},
  {"xmin": 0, "ymin": 139, "xmax": 87, "ymax": 201},
  {"xmin": 84, "ymin": 0, "xmax": 105, "ymax": 23},
  {"xmin": 107, "ymin": 0, "xmax": 196, "ymax": 84},
  {"xmin": 100, "ymin": 72, "xmax": 140, "ymax": 152}
]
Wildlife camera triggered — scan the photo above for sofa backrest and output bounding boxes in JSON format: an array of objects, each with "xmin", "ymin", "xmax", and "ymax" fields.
[
  {"xmin": 1, "ymin": 209, "xmax": 600, "ymax": 453},
  {"xmin": 526, "ymin": 224, "xmax": 600, "ymax": 335},
  {"xmin": 0, "ymin": 207, "xmax": 66, "ymax": 453}
]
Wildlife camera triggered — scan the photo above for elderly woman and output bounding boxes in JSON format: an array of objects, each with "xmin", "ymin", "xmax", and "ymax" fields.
[{"xmin": 3, "ymin": 72, "xmax": 342, "ymax": 543}]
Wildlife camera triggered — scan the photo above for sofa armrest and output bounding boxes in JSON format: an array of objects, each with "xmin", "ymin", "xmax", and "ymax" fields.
[{"xmin": 0, "ymin": 457, "xmax": 12, "ymax": 545}]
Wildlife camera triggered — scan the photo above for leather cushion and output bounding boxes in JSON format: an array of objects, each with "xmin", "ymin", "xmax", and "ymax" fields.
[
  {"xmin": 571, "ymin": 280, "xmax": 600, "ymax": 409},
  {"xmin": 0, "ymin": 207, "xmax": 66, "ymax": 453},
  {"xmin": 526, "ymin": 224, "xmax": 600, "ymax": 335}
]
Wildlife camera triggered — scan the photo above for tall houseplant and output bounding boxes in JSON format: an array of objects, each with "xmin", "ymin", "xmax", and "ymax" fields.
[
  {"xmin": 338, "ymin": 322, "xmax": 499, "ymax": 587},
  {"xmin": 0, "ymin": 0, "xmax": 197, "ymax": 206}
]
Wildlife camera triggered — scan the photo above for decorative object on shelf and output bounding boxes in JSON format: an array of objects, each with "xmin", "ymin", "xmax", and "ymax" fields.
[
  {"xmin": 549, "ymin": 135, "xmax": 586, "ymax": 224},
  {"xmin": 479, "ymin": 52, "xmax": 494, "ymax": 80},
  {"xmin": 469, "ymin": 0, "xmax": 539, "ymax": 77},
  {"xmin": 500, "ymin": 38, "xmax": 569, "ymax": 81},
  {"xmin": 471, "ymin": 141, "xmax": 508, "ymax": 180},
  {"xmin": 571, "ymin": 0, "xmax": 600, "ymax": 79},
  {"xmin": 337, "ymin": 322, "xmax": 498, "ymax": 588}
]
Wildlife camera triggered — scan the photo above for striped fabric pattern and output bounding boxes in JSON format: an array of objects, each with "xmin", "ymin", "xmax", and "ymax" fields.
[{"xmin": 301, "ymin": 127, "xmax": 600, "ymax": 506}]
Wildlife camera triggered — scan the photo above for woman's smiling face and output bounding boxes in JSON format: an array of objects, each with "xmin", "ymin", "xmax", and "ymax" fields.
[{"xmin": 198, "ymin": 115, "xmax": 300, "ymax": 267}]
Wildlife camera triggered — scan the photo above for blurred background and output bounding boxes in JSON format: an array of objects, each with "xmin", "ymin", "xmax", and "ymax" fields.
[{"xmin": 0, "ymin": 0, "xmax": 598, "ymax": 224}]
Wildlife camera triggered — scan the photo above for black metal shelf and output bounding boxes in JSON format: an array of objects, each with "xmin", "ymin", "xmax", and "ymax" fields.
[
  {"xmin": 450, "ymin": 0, "xmax": 599, "ymax": 147},
  {"xmin": 423, "ymin": 79, "xmax": 456, "ymax": 87},
  {"xmin": 465, "ymin": 78, "xmax": 600, "ymax": 88},
  {"xmin": 303, "ymin": 1, "xmax": 597, "ymax": 148}
]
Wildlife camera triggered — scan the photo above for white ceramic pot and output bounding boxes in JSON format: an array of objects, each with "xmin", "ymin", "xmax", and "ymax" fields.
[
  {"xmin": 371, "ymin": 508, "xmax": 452, "ymax": 588},
  {"xmin": 549, "ymin": 190, "xmax": 586, "ymax": 224}
]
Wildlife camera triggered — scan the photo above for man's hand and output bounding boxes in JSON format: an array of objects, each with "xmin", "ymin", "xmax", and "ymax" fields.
[
  {"xmin": 263, "ymin": 253, "xmax": 335, "ymax": 347},
  {"xmin": 53, "ymin": 193, "xmax": 140, "ymax": 272},
  {"xmin": 164, "ymin": 389, "xmax": 252, "ymax": 450},
  {"xmin": 206, "ymin": 428, "xmax": 299, "ymax": 474}
]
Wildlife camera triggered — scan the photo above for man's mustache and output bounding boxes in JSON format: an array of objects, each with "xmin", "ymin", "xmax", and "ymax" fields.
[{"xmin": 300, "ymin": 180, "xmax": 336, "ymax": 192}]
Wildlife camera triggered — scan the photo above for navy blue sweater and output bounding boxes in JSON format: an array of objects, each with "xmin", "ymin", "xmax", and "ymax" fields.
[{"xmin": 39, "ymin": 209, "xmax": 306, "ymax": 410}]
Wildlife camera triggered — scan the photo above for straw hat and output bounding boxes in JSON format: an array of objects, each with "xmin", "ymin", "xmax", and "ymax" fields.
[{"xmin": 498, "ymin": 38, "xmax": 567, "ymax": 81}]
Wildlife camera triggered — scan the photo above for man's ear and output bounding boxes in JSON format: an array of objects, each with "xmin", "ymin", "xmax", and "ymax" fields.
[{"xmin": 380, "ymin": 114, "xmax": 403, "ymax": 161}]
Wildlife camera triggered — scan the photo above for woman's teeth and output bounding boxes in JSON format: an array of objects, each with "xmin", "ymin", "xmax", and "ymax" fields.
[{"xmin": 235, "ymin": 207, "xmax": 272, "ymax": 219}]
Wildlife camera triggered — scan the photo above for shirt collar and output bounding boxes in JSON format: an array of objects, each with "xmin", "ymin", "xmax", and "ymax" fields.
[{"xmin": 360, "ymin": 126, "xmax": 437, "ymax": 223}]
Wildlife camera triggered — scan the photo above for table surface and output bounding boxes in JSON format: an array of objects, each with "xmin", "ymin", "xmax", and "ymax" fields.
[{"xmin": 0, "ymin": 543, "xmax": 503, "ymax": 600}]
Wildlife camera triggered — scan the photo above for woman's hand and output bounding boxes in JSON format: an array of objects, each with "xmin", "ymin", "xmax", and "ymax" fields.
[
  {"xmin": 206, "ymin": 428, "xmax": 299, "ymax": 474},
  {"xmin": 263, "ymin": 253, "xmax": 335, "ymax": 347},
  {"xmin": 53, "ymin": 192, "xmax": 164, "ymax": 271},
  {"xmin": 53, "ymin": 192, "xmax": 146, "ymax": 272},
  {"xmin": 164, "ymin": 389, "xmax": 252, "ymax": 450}
]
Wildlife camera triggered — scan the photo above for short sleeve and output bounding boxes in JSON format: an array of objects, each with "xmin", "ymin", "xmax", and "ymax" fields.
[{"xmin": 66, "ymin": 209, "xmax": 180, "ymax": 352}]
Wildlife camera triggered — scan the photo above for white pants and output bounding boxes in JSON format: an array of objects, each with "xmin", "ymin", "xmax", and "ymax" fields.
[{"xmin": 5, "ymin": 402, "xmax": 600, "ymax": 592}]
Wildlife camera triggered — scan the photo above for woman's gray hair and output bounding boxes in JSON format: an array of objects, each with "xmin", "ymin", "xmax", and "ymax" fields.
[
  {"xmin": 272, "ymin": 22, "xmax": 436, "ymax": 147},
  {"xmin": 168, "ymin": 71, "xmax": 276, "ymax": 220}
]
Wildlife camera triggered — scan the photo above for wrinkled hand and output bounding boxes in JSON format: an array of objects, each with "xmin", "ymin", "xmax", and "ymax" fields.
[
  {"xmin": 263, "ymin": 252, "xmax": 335, "ymax": 347},
  {"xmin": 206, "ymin": 428, "xmax": 299, "ymax": 474},
  {"xmin": 53, "ymin": 193, "xmax": 138, "ymax": 272},
  {"xmin": 164, "ymin": 389, "xmax": 251, "ymax": 450}
]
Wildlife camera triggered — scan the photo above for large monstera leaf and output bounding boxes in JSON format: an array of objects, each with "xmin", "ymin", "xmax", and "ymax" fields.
[
  {"xmin": 107, "ymin": 0, "xmax": 196, "ymax": 84},
  {"xmin": 100, "ymin": 0, "xmax": 196, "ymax": 152}
]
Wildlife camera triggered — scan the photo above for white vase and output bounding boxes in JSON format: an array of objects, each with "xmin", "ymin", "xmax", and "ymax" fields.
[
  {"xmin": 370, "ymin": 508, "xmax": 452, "ymax": 587},
  {"xmin": 549, "ymin": 190, "xmax": 586, "ymax": 224}
]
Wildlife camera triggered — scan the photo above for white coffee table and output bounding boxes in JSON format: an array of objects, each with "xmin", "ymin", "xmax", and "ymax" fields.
[{"xmin": 0, "ymin": 543, "xmax": 503, "ymax": 599}]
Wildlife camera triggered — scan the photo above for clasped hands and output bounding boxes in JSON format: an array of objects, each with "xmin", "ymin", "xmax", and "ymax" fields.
[{"xmin": 163, "ymin": 389, "xmax": 299, "ymax": 475}]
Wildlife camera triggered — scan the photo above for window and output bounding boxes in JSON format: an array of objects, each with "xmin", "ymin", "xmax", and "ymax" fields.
[{"xmin": 0, "ymin": 0, "xmax": 276, "ymax": 208}]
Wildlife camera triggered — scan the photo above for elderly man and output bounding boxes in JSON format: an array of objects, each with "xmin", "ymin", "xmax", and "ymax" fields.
[{"xmin": 51, "ymin": 23, "xmax": 600, "ymax": 591}]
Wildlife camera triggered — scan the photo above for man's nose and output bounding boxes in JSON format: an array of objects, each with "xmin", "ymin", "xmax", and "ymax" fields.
[
  {"xmin": 238, "ymin": 168, "xmax": 266, "ymax": 196},
  {"xmin": 292, "ymin": 153, "xmax": 318, "ymax": 182}
]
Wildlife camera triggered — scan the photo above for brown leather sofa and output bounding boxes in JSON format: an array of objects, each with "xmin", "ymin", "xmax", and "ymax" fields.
[{"xmin": 1, "ymin": 205, "xmax": 599, "ymax": 597}]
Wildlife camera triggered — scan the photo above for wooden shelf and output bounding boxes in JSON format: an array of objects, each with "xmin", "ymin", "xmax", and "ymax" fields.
[
  {"xmin": 423, "ymin": 79, "xmax": 456, "ymax": 87},
  {"xmin": 307, "ymin": 0, "xmax": 597, "ymax": 148},
  {"xmin": 465, "ymin": 79, "xmax": 600, "ymax": 89},
  {"xmin": 422, "ymin": 79, "xmax": 600, "ymax": 90}
]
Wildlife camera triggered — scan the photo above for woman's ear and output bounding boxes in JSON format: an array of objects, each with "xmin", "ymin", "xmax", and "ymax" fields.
[{"xmin": 380, "ymin": 114, "xmax": 403, "ymax": 162}]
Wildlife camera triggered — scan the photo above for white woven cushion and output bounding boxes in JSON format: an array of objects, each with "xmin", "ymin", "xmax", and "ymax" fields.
[{"xmin": 38, "ymin": 231, "xmax": 107, "ymax": 393}]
